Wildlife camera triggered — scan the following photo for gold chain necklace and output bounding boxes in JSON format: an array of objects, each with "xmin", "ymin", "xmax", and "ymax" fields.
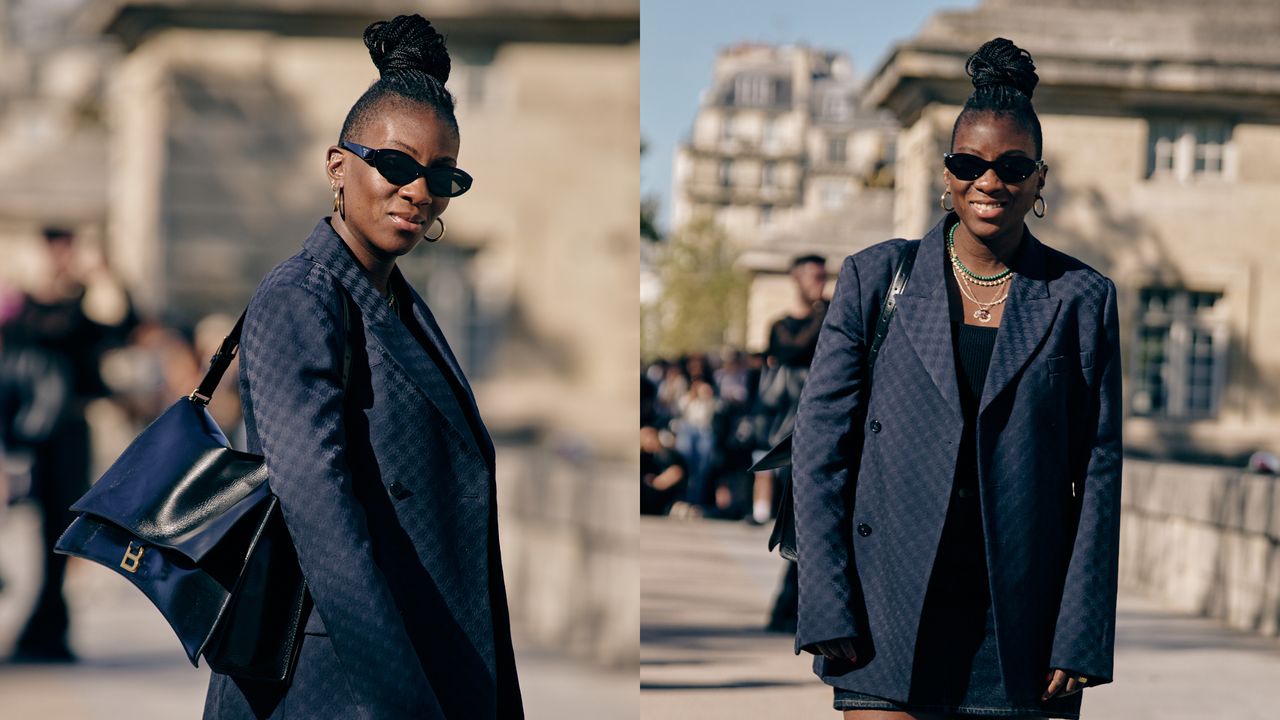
[{"xmin": 952, "ymin": 264, "xmax": 1009, "ymax": 323}]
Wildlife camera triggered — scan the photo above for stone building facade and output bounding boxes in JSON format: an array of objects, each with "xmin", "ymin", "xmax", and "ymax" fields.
[
  {"xmin": 863, "ymin": 0, "xmax": 1280, "ymax": 463},
  {"xmin": 671, "ymin": 43, "xmax": 897, "ymax": 350}
]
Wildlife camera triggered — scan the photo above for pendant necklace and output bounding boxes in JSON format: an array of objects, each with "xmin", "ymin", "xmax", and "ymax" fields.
[{"xmin": 952, "ymin": 264, "xmax": 1009, "ymax": 323}]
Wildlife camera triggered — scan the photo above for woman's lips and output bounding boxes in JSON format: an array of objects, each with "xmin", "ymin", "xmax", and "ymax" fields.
[
  {"xmin": 969, "ymin": 200, "xmax": 1006, "ymax": 220},
  {"xmin": 390, "ymin": 214, "xmax": 425, "ymax": 232}
]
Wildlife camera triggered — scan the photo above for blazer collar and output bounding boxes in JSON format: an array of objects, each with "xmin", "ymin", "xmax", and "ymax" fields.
[
  {"xmin": 301, "ymin": 219, "xmax": 492, "ymax": 468},
  {"xmin": 894, "ymin": 215, "xmax": 1060, "ymax": 419}
]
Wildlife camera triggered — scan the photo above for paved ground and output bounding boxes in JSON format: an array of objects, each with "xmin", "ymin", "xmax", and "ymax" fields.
[
  {"xmin": 0, "ymin": 503, "xmax": 634, "ymax": 719},
  {"xmin": 641, "ymin": 516, "xmax": 1280, "ymax": 719}
]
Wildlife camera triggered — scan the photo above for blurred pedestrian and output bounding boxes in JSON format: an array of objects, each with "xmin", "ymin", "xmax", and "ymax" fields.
[
  {"xmin": 640, "ymin": 425, "xmax": 686, "ymax": 516},
  {"xmin": 202, "ymin": 15, "xmax": 521, "ymax": 719},
  {"xmin": 753, "ymin": 254, "xmax": 828, "ymax": 523},
  {"xmin": 756, "ymin": 254, "xmax": 828, "ymax": 633},
  {"xmin": 1, "ymin": 227, "xmax": 134, "ymax": 662},
  {"xmin": 674, "ymin": 378, "xmax": 717, "ymax": 508},
  {"xmin": 793, "ymin": 39, "xmax": 1122, "ymax": 718}
]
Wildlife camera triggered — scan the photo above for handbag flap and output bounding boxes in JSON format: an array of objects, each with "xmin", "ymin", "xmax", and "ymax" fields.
[{"xmin": 71, "ymin": 398, "xmax": 271, "ymax": 562}]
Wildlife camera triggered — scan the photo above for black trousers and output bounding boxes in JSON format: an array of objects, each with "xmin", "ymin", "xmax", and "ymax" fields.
[{"xmin": 17, "ymin": 412, "xmax": 89, "ymax": 652}]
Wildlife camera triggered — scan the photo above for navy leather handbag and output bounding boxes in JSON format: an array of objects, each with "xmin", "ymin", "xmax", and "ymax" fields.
[{"xmin": 54, "ymin": 295, "xmax": 353, "ymax": 682}]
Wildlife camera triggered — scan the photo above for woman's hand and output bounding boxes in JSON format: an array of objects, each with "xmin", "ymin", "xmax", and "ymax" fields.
[
  {"xmin": 1042, "ymin": 668, "xmax": 1086, "ymax": 701},
  {"xmin": 810, "ymin": 638, "xmax": 858, "ymax": 663}
]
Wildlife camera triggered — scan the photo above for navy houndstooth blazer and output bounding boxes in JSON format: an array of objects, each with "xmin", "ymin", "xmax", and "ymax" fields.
[
  {"xmin": 203, "ymin": 220, "xmax": 523, "ymax": 719},
  {"xmin": 792, "ymin": 216, "xmax": 1122, "ymax": 707}
]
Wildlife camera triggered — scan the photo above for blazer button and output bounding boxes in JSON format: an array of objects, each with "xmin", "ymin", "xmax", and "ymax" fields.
[
  {"xmin": 857, "ymin": 523, "xmax": 872, "ymax": 537},
  {"xmin": 869, "ymin": 420, "xmax": 882, "ymax": 433},
  {"xmin": 388, "ymin": 481, "xmax": 413, "ymax": 500}
]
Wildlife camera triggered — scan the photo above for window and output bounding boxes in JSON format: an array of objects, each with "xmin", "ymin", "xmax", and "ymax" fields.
[
  {"xmin": 827, "ymin": 135, "xmax": 847, "ymax": 164},
  {"xmin": 762, "ymin": 118, "xmax": 779, "ymax": 148},
  {"xmin": 718, "ymin": 159, "xmax": 733, "ymax": 187},
  {"xmin": 732, "ymin": 74, "xmax": 790, "ymax": 107},
  {"xmin": 760, "ymin": 204, "xmax": 773, "ymax": 226},
  {"xmin": 721, "ymin": 114, "xmax": 735, "ymax": 143},
  {"xmin": 820, "ymin": 93, "xmax": 849, "ymax": 121},
  {"xmin": 1147, "ymin": 119, "xmax": 1233, "ymax": 181},
  {"xmin": 1131, "ymin": 287, "xmax": 1227, "ymax": 418},
  {"xmin": 761, "ymin": 162, "xmax": 776, "ymax": 188}
]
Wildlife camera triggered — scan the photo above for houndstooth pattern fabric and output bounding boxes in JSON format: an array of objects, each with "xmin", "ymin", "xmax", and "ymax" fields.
[
  {"xmin": 792, "ymin": 216, "xmax": 1122, "ymax": 707},
  {"xmin": 203, "ymin": 219, "xmax": 522, "ymax": 720}
]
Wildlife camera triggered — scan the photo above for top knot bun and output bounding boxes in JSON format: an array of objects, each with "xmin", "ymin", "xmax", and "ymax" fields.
[
  {"xmin": 364, "ymin": 14, "xmax": 450, "ymax": 86},
  {"xmin": 965, "ymin": 37, "xmax": 1037, "ymax": 100}
]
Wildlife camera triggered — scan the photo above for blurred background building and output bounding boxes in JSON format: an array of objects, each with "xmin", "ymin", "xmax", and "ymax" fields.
[
  {"xmin": 671, "ymin": 43, "xmax": 897, "ymax": 349},
  {"xmin": 0, "ymin": 0, "xmax": 638, "ymax": 715}
]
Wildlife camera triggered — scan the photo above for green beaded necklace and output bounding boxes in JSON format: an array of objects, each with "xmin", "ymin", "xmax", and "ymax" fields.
[{"xmin": 947, "ymin": 222, "xmax": 1012, "ymax": 285}]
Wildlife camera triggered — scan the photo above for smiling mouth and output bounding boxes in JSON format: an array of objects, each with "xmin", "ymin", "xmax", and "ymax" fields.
[
  {"xmin": 390, "ymin": 215, "xmax": 425, "ymax": 231},
  {"xmin": 970, "ymin": 200, "xmax": 1006, "ymax": 211}
]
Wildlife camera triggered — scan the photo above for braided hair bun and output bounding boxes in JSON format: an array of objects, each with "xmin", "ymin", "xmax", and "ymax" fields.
[
  {"xmin": 339, "ymin": 14, "xmax": 458, "ymax": 141},
  {"xmin": 965, "ymin": 38, "xmax": 1038, "ymax": 101},
  {"xmin": 364, "ymin": 14, "xmax": 450, "ymax": 86},
  {"xmin": 951, "ymin": 37, "xmax": 1043, "ymax": 158}
]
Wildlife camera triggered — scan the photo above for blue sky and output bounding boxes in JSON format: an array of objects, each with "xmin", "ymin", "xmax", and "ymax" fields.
[{"xmin": 641, "ymin": 0, "xmax": 977, "ymax": 233}]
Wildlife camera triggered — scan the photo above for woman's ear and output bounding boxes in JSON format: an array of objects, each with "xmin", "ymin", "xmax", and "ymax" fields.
[{"xmin": 326, "ymin": 146, "xmax": 345, "ymax": 185}]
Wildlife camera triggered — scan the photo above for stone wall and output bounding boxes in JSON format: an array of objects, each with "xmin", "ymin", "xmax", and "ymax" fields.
[
  {"xmin": 1119, "ymin": 458, "xmax": 1280, "ymax": 636},
  {"xmin": 494, "ymin": 439, "xmax": 638, "ymax": 668}
]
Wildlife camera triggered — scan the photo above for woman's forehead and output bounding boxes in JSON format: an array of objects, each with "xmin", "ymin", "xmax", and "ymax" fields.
[
  {"xmin": 357, "ymin": 106, "xmax": 459, "ymax": 156},
  {"xmin": 954, "ymin": 113, "xmax": 1036, "ymax": 155}
]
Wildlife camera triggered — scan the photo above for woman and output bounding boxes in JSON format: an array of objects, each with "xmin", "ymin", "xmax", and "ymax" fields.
[
  {"xmin": 792, "ymin": 38, "xmax": 1122, "ymax": 719},
  {"xmin": 203, "ymin": 15, "xmax": 522, "ymax": 719}
]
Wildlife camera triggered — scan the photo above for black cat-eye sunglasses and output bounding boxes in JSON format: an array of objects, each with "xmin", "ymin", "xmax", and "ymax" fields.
[{"xmin": 340, "ymin": 141, "xmax": 473, "ymax": 197}]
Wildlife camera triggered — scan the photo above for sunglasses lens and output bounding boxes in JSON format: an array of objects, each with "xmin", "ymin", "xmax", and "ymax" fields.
[
  {"xmin": 375, "ymin": 151, "xmax": 422, "ymax": 186},
  {"xmin": 945, "ymin": 154, "xmax": 987, "ymax": 181},
  {"xmin": 996, "ymin": 157, "xmax": 1039, "ymax": 183},
  {"xmin": 427, "ymin": 169, "xmax": 472, "ymax": 197}
]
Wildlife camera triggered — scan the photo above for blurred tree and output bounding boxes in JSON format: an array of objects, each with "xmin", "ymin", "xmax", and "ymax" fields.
[
  {"xmin": 641, "ymin": 138, "xmax": 662, "ymax": 243},
  {"xmin": 652, "ymin": 217, "xmax": 748, "ymax": 357}
]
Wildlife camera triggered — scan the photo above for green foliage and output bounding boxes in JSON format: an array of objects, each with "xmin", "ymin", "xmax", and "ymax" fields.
[{"xmin": 648, "ymin": 218, "xmax": 749, "ymax": 358}]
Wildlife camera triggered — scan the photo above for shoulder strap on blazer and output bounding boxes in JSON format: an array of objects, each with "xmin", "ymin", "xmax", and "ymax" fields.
[{"xmin": 189, "ymin": 289, "xmax": 357, "ymax": 406}]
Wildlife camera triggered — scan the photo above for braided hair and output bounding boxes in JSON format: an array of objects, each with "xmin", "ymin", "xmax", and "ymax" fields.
[
  {"xmin": 340, "ymin": 14, "xmax": 457, "ymax": 141},
  {"xmin": 951, "ymin": 38, "xmax": 1042, "ymax": 158}
]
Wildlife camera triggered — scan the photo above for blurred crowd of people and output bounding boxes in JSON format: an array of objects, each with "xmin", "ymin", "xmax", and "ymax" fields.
[
  {"xmin": 641, "ymin": 255, "xmax": 830, "ymax": 525},
  {"xmin": 0, "ymin": 228, "xmax": 241, "ymax": 663}
]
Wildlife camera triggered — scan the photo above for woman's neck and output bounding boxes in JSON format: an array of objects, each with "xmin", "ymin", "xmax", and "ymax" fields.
[
  {"xmin": 950, "ymin": 218, "xmax": 1023, "ymax": 275},
  {"xmin": 330, "ymin": 215, "xmax": 396, "ymax": 297}
]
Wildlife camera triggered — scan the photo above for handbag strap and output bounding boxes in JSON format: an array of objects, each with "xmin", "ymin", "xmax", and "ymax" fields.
[
  {"xmin": 189, "ymin": 290, "xmax": 355, "ymax": 406},
  {"xmin": 865, "ymin": 241, "xmax": 919, "ymax": 383}
]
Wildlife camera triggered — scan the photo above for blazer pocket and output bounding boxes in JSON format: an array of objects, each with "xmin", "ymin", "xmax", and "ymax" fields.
[
  {"xmin": 1080, "ymin": 351, "xmax": 1095, "ymax": 369},
  {"xmin": 1047, "ymin": 354, "xmax": 1067, "ymax": 376}
]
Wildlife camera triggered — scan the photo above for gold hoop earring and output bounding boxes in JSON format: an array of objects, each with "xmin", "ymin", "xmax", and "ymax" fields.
[
  {"xmin": 939, "ymin": 189, "xmax": 954, "ymax": 212},
  {"xmin": 1033, "ymin": 195, "xmax": 1047, "ymax": 218},
  {"xmin": 333, "ymin": 186, "xmax": 345, "ymax": 221},
  {"xmin": 425, "ymin": 216, "xmax": 445, "ymax": 242}
]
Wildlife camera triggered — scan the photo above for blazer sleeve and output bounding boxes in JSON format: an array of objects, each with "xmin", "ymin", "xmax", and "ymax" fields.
[
  {"xmin": 241, "ymin": 278, "xmax": 443, "ymax": 719},
  {"xmin": 791, "ymin": 255, "xmax": 868, "ymax": 654},
  {"xmin": 1049, "ymin": 278, "xmax": 1123, "ymax": 684}
]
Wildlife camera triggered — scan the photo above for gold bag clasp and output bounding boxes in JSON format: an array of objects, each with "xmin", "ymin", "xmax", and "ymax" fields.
[{"xmin": 120, "ymin": 542, "xmax": 145, "ymax": 573}]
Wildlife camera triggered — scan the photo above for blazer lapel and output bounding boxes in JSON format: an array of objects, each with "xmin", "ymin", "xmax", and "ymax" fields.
[
  {"xmin": 403, "ymin": 279, "xmax": 497, "ymax": 470},
  {"xmin": 978, "ymin": 231, "xmax": 1061, "ymax": 415},
  {"xmin": 302, "ymin": 220, "xmax": 485, "ymax": 465},
  {"xmin": 894, "ymin": 219, "xmax": 963, "ymax": 422}
]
